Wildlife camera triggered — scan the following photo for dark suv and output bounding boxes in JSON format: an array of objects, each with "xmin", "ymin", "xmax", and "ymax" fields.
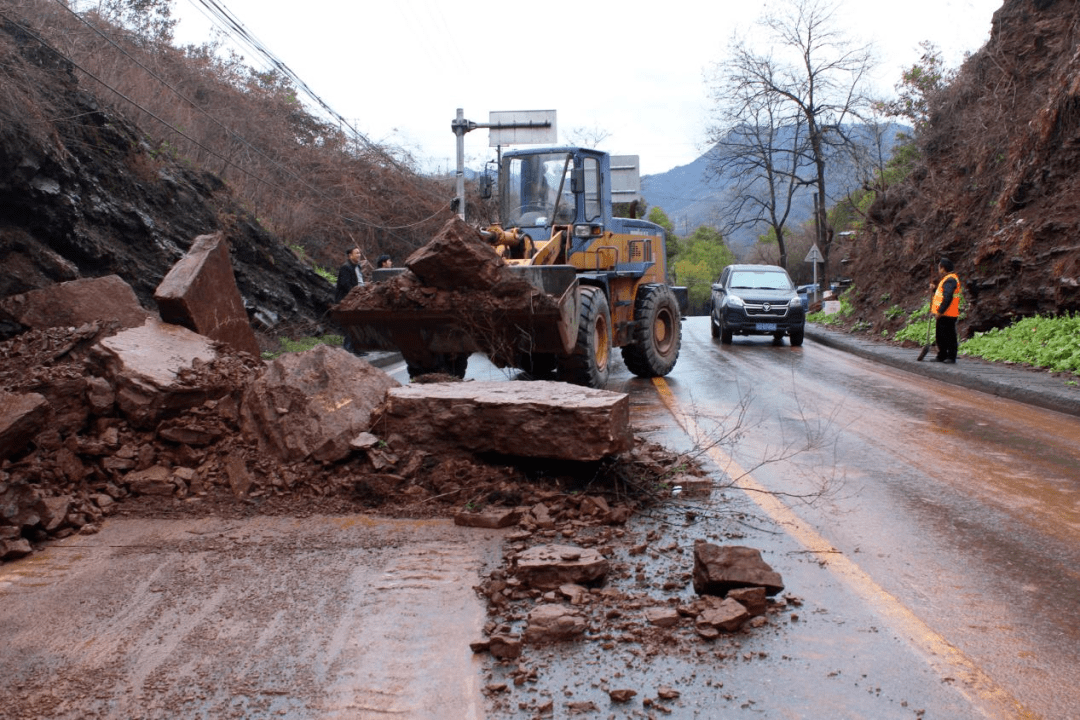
[{"xmin": 710, "ymin": 264, "xmax": 805, "ymax": 346}]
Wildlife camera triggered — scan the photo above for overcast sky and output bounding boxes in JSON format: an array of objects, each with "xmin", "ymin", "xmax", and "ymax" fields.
[{"xmin": 172, "ymin": 0, "xmax": 1002, "ymax": 176}]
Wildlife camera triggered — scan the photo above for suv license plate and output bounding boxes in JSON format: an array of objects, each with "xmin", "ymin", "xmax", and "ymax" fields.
[{"xmin": 756, "ymin": 323, "xmax": 778, "ymax": 331}]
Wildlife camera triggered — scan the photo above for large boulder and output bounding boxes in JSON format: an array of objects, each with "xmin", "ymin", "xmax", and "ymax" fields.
[
  {"xmin": 404, "ymin": 217, "xmax": 507, "ymax": 291},
  {"xmin": 89, "ymin": 317, "xmax": 220, "ymax": 428},
  {"xmin": 0, "ymin": 275, "xmax": 150, "ymax": 333},
  {"xmin": 239, "ymin": 344, "xmax": 399, "ymax": 463},
  {"xmin": 379, "ymin": 381, "xmax": 633, "ymax": 461},
  {"xmin": 154, "ymin": 232, "xmax": 260, "ymax": 356}
]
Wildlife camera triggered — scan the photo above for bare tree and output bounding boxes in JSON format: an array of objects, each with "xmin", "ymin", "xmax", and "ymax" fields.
[
  {"xmin": 706, "ymin": 85, "xmax": 809, "ymax": 269},
  {"xmin": 563, "ymin": 124, "xmax": 611, "ymax": 149},
  {"xmin": 706, "ymin": 0, "xmax": 875, "ymax": 284}
]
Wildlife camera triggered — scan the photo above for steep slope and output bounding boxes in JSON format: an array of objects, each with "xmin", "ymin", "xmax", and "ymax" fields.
[
  {"xmin": 0, "ymin": 13, "xmax": 335, "ymax": 341},
  {"xmin": 850, "ymin": 0, "xmax": 1080, "ymax": 334}
]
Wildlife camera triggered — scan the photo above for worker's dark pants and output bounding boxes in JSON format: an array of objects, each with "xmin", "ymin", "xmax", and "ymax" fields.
[{"xmin": 935, "ymin": 316, "xmax": 958, "ymax": 361}]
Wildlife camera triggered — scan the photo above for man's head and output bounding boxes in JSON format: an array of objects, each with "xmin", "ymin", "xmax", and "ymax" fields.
[
  {"xmin": 347, "ymin": 247, "xmax": 362, "ymax": 265},
  {"xmin": 938, "ymin": 257, "xmax": 954, "ymax": 273},
  {"xmin": 376, "ymin": 254, "xmax": 392, "ymax": 268}
]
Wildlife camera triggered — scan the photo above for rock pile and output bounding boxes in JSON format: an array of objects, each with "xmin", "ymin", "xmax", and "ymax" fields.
[{"xmin": 469, "ymin": 507, "xmax": 801, "ymax": 713}]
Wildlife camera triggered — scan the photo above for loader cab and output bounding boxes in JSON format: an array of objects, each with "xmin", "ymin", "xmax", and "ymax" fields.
[{"xmin": 499, "ymin": 147, "xmax": 608, "ymax": 238}]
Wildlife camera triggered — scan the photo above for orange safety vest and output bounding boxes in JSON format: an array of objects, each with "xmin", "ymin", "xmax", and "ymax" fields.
[{"xmin": 932, "ymin": 273, "xmax": 961, "ymax": 317}]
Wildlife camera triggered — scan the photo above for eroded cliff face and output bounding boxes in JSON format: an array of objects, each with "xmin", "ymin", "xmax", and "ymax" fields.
[
  {"xmin": 0, "ymin": 15, "xmax": 334, "ymax": 341},
  {"xmin": 848, "ymin": 0, "xmax": 1080, "ymax": 335}
]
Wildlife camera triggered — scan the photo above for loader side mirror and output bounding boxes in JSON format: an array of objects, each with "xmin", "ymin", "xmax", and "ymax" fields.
[
  {"xmin": 479, "ymin": 174, "xmax": 493, "ymax": 199},
  {"xmin": 570, "ymin": 167, "xmax": 585, "ymax": 193}
]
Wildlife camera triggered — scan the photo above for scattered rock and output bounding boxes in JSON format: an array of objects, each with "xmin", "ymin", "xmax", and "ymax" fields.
[
  {"xmin": 697, "ymin": 596, "xmax": 751, "ymax": 633},
  {"xmin": 692, "ymin": 541, "xmax": 784, "ymax": 596},
  {"xmin": 645, "ymin": 606, "xmax": 681, "ymax": 628},
  {"xmin": 525, "ymin": 603, "xmax": 587, "ymax": 643},
  {"xmin": 515, "ymin": 544, "xmax": 609, "ymax": 591},
  {"xmin": 0, "ymin": 391, "xmax": 49, "ymax": 461},
  {"xmin": 727, "ymin": 586, "xmax": 768, "ymax": 617},
  {"xmin": 454, "ymin": 507, "xmax": 520, "ymax": 529},
  {"xmin": 608, "ymin": 688, "xmax": 637, "ymax": 703}
]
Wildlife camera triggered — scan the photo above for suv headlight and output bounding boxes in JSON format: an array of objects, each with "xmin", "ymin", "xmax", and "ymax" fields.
[
  {"xmin": 725, "ymin": 295, "xmax": 745, "ymax": 308},
  {"xmin": 788, "ymin": 297, "xmax": 802, "ymax": 307}
]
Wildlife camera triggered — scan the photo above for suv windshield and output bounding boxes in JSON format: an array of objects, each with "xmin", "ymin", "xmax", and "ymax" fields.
[
  {"xmin": 501, "ymin": 152, "xmax": 575, "ymax": 227},
  {"xmin": 729, "ymin": 270, "xmax": 793, "ymax": 291}
]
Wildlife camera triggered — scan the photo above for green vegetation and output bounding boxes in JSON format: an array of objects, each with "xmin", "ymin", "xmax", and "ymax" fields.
[
  {"xmin": 892, "ymin": 301, "xmax": 933, "ymax": 343},
  {"xmin": 960, "ymin": 314, "xmax": 1080, "ymax": 375},
  {"xmin": 671, "ymin": 226, "xmax": 735, "ymax": 314},
  {"xmin": 262, "ymin": 334, "xmax": 344, "ymax": 360},
  {"xmin": 806, "ymin": 288, "xmax": 856, "ymax": 326}
]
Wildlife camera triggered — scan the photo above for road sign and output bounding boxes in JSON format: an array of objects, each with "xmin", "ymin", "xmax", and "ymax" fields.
[
  {"xmin": 804, "ymin": 244, "xmax": 824, "ymax": 263},
  {"xmin": 488, "ymin": 110, "xmax": 557, "ymax": 146}
]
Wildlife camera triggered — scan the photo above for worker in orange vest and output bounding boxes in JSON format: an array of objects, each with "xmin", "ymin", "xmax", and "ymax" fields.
[{"xmin": 930, "ymin": 257, "xmax": 961, "ymax": 363}]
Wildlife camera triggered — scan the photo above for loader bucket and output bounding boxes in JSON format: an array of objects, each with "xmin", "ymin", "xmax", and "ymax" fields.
[{"xmin": 332, "ymin": 265, "xmax": 580, "ymax": 369}]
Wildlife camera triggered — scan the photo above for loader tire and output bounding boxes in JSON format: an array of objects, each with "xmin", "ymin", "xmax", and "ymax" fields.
[
  {"xmin": 621, "ymin": 284, "xmax": 681, "ymax": 378},
  {"xmin": 556, "ymin": 286, "xmax": 611, "ymax": 388}
]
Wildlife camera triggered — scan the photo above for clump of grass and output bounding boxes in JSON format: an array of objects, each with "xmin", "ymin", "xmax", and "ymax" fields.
[
  {"xmin": 262, "ymin": 334, "xmax": 344, "ymax": 359},
  {"xmin": 892, "ymin": 301, "xmax": 933, "ymax": 344},
  {"xmin": 961, "ymin": 313, "xmax": 1080, "ymax": 375}
]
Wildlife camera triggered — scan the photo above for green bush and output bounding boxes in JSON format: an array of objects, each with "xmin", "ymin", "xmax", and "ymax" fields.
[{"xmin": 961, "ymin": 313, "xmax": 1080, "ymax": 375}]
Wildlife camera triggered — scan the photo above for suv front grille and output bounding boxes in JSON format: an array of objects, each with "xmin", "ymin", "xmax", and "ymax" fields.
[{"xmin": 743, "ymin": 302, "xmax": 789, "ymax": 319}]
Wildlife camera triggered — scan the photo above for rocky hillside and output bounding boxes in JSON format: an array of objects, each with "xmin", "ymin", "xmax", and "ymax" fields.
[
  {"xmin": 849, "ymin": 0, "xmax": 1080, "ymax": 335},
  {"xmin": 1, "ymin": 9, "xmax": 397, "ymax": 344}
]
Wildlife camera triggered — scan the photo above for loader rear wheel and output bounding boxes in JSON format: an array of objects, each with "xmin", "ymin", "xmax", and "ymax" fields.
[
  {"xmin": 622, "ymin": 285, "xmax": 681, "ymax": 378},
  {"xmin": 556, "ymin": 286, "xmax": 611, "ymax": 388}
]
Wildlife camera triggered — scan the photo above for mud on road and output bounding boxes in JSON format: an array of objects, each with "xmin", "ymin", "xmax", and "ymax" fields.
[{"xmin": 0, "ymin": 515, "xmax": 503, "ymax": 720}]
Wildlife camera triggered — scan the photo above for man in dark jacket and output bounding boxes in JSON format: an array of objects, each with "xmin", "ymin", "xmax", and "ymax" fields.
[
  {"xmin": 930, "ymin": 257, "xmax": 961, "ymax": 363},
  {"xmin": 335, "ymin": 246, "xmax": 364, "ymax": 303},
  {"xmin": 335, "ymin": 246, "xmax": 366, "ymax": 355}
]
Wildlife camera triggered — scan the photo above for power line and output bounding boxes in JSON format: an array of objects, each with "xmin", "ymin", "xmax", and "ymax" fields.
[{"xmin": 9, "ymin": 3, "xmax": 448, "ymax": 235}]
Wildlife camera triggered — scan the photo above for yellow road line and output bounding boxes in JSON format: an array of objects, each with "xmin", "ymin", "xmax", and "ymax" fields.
[{"xmin": 651, "ymin": 376, "xmax": 1038, "ymax": 720}]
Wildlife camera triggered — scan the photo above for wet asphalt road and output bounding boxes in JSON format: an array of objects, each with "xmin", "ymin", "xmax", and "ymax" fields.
[
  {"xmin": 2, "ymin": 319, "xmax": 1078, "ymax": 719},
  {"xmin": 630, "ymin": 317, "xmax": 1080, "ymax": 719}
]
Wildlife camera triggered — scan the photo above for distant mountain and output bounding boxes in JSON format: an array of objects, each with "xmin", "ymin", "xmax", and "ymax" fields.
[{"xmin": 641, "ymin": 123, "xmax": 910, "ymax": 257}]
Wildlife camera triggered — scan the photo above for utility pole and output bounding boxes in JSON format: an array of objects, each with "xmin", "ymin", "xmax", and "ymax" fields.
[{"xmin": 451, "ymin": 108, "xmax": 554, "ymax": 221}]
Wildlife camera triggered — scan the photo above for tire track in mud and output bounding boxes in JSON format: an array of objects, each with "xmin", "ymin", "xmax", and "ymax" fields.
[{"xmin": 0, "ymin": 517, "xmax": 503, "ymax": 720}]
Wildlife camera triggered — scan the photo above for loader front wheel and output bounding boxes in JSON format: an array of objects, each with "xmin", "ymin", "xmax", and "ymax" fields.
[
  {"xmin": 556, "ymin": 286, "xmax": 611, "ymax": 388},
  {"xmin": 621, "ymin": 285, "xmax": 681, "ymax": 378}
]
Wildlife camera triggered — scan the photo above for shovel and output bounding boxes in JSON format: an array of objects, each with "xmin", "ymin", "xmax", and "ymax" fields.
[{"xmin": 916, "ymin": 311, "xmax": 933, "ymax": 361}]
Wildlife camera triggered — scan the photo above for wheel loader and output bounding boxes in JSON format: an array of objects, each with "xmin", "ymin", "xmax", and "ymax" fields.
[{"xmin": 333, "ymin": 146, "xmax": 686, "ymax": 388}]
